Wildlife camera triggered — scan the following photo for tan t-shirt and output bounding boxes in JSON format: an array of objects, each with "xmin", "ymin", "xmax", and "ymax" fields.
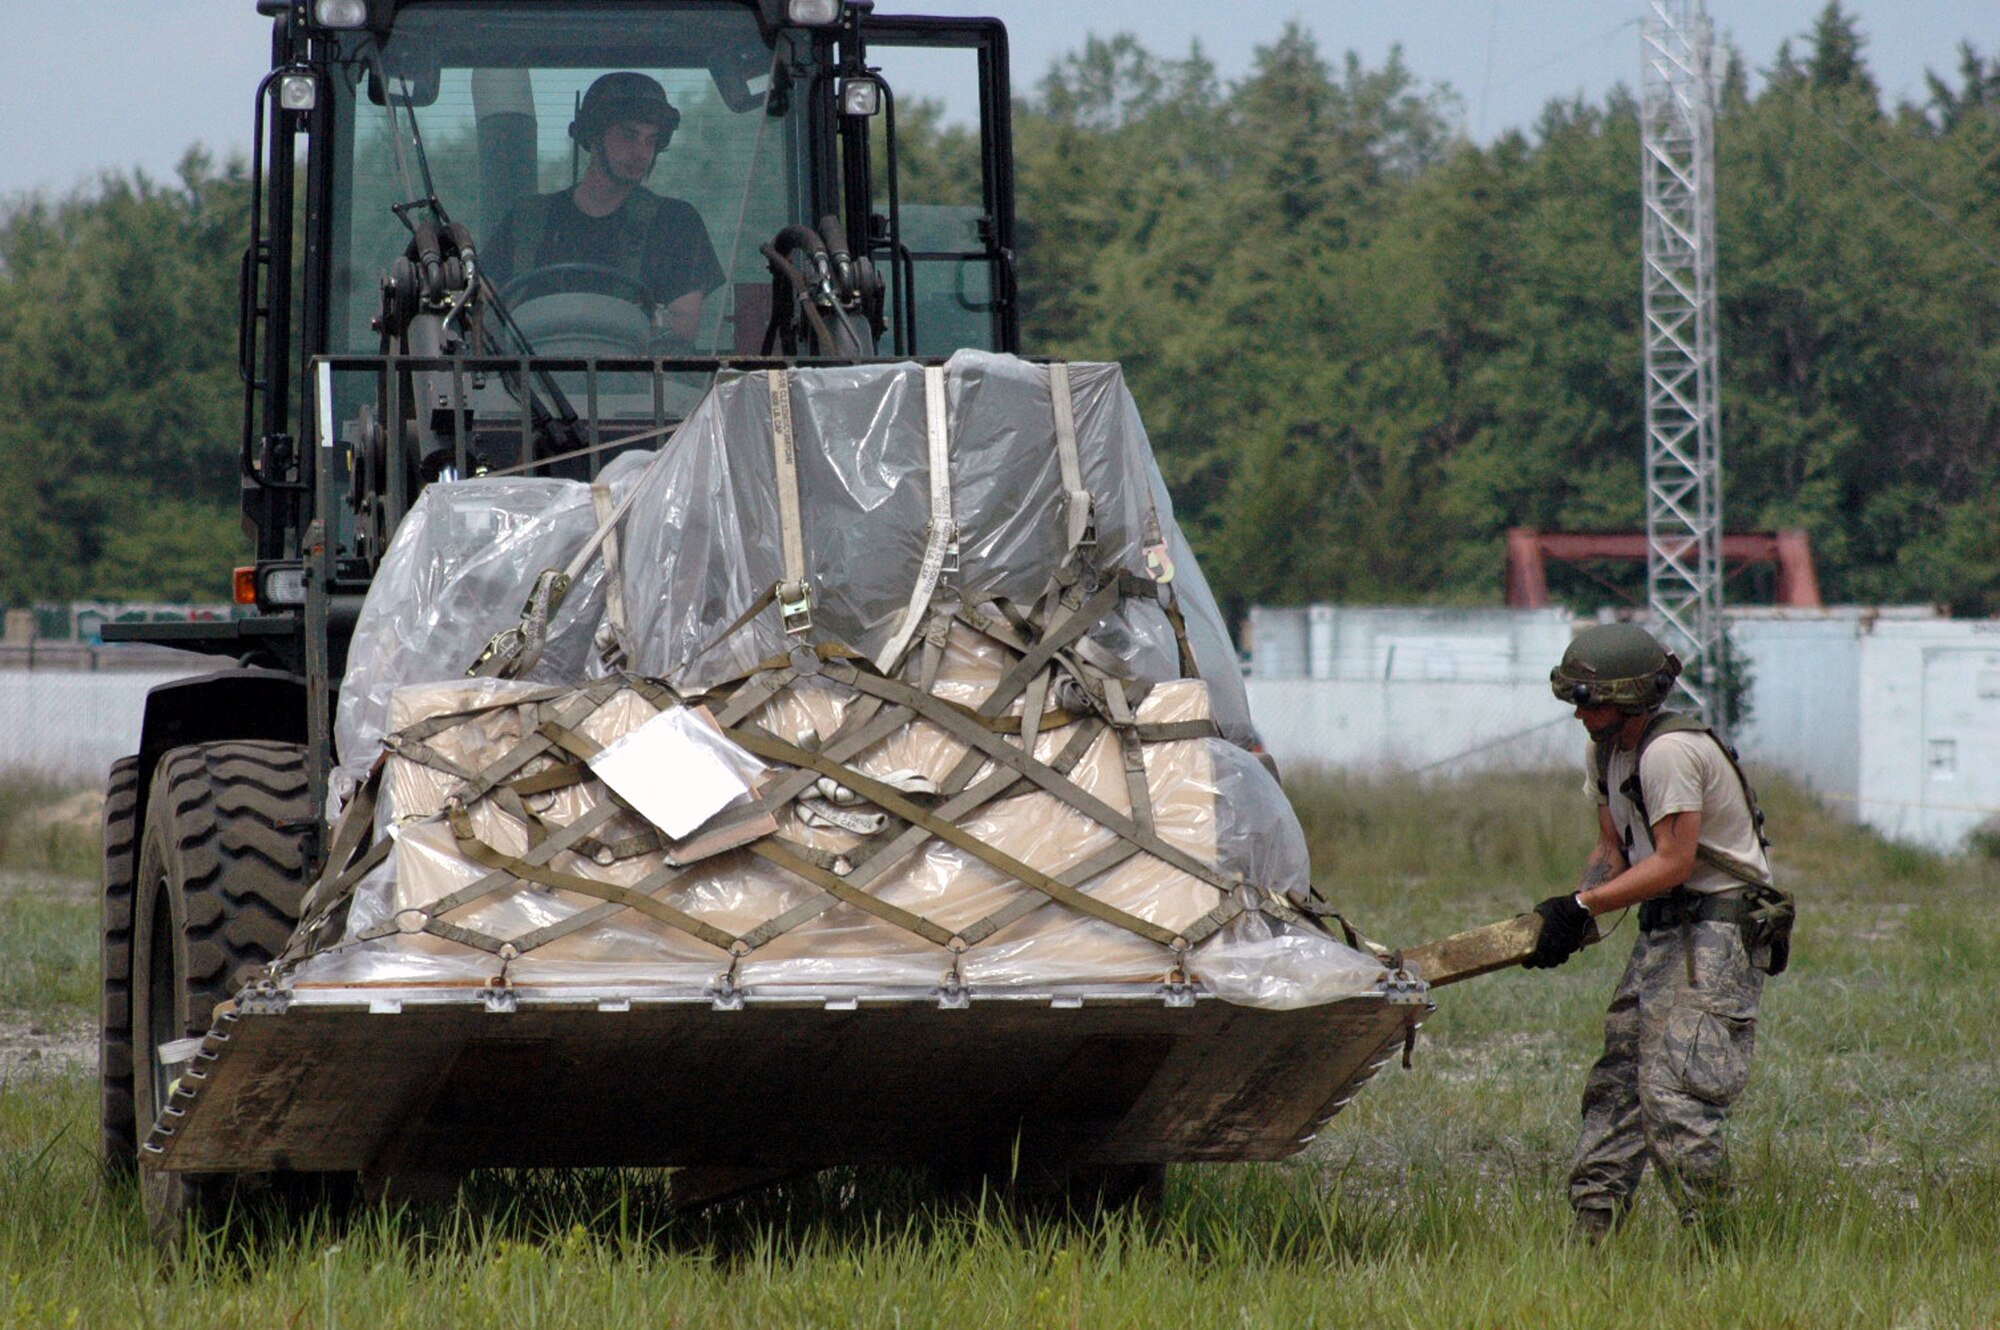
[{"xmin": 1588, "ymin": 730, "xmax": 1772, "ymax": 893}]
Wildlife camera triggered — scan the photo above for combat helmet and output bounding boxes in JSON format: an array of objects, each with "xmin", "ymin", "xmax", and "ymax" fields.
[
  {"xmin": 570, "ymin": 72, "xmax": 682, "ymax": 146},
  {"xmin": 1550, "ymin": 623, "xmax": 1681, "ymax": 712}
]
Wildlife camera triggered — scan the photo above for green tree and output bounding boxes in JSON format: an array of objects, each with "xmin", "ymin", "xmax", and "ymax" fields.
[
  {"xmin": 0, "ymin": 151, "xmax": 250, "ymax": 606},
  {"xmin": 1806, "ymin": 2, "xmax": 1879, "ymax": 102}
]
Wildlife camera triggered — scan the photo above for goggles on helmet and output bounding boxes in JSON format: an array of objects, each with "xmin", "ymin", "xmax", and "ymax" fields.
[{"xmin": 1550, "ymin": 671, "xmax": 1652, "ymax": 708}]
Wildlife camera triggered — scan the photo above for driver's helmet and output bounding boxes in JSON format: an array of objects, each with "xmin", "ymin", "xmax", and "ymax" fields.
[
  {"xmin": 570, "ymin": 72, "xmax": 682, "ymax": 147},
  {"xmin": 1550, "ymin": 623, "xmax": 1681, "ymax": 712}
]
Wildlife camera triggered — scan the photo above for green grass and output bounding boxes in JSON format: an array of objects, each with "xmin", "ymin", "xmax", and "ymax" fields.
[
  {"xmin": 0, "ymin": 888, "xmax": 95, "ymax": 1026},
  {"xmin": 0, "ymin": 769, "xmax": 1996, "ymax": 1327},
  {"xmin": 0, "ymin": 771, "xmax": 98, "ymax": 1028},
  {"xmin": 0, "ymin": 769, "xmax": 97, "ymax": 882}
]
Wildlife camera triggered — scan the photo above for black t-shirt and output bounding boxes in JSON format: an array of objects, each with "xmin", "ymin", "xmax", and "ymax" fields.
[{"xmin": 486, "ymin": 188, "xmax": 726, "ymax": 307}]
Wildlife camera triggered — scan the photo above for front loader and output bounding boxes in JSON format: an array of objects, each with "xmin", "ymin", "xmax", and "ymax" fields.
[{"xmin": 99, "ymin": 0, "xmax": 1576, "ymax": 1249}]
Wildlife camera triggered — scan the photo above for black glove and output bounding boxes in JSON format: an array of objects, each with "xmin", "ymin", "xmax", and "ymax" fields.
[{"xmin": 1523, "ymin": 894, "xmax": 1593, "ymax": 969}]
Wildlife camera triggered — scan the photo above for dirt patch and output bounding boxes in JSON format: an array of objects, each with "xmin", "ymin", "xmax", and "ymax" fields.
[
  {"xmin": 0, "ymin": 868, "xmax": 98, "ymax": 1079},
  {"xmin": 24, "ymin": 789, "xmax": 106, "ymax": 835},
  {"xmin": 0, "ymin": 1015, "xmax": 93, "ymax": 1082},
  {"xmin": 0, "ymin": 868, "xmax": 93, "ymax": 903}
]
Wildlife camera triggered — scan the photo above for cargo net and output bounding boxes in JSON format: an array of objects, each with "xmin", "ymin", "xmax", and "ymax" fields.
[{"xmin": 285, "ymin": 354, "xmax": 1387, "ymax": 1008}]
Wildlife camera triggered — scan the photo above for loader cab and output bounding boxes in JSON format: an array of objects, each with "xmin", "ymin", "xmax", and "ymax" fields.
[{"xmin": 240, "ymin": 0, "xmax": 1017, "ymax": 588}]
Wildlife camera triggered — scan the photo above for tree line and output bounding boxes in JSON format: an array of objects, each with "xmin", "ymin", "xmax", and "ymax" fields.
[{"xmin": 1, "ymin": 3, "xmax": 1995, "ymax": 616}]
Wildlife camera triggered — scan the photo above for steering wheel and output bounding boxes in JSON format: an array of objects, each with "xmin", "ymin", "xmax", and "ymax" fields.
[{"xmin": 498, "ymin": 263, "xmax": 659, "ymax": 310}]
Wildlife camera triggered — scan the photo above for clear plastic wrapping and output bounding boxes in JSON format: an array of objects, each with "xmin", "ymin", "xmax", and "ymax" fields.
[
  {"xmin": 335, "ymin": 479, "xmax": 606, "ymax": 772},
  {"xmin": 311, "ymin": 352, "xmax": 1382, "ymax": 1008}
]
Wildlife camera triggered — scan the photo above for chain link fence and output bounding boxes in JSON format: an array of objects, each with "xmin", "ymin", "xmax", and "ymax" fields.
[
  {"xmin": 1242, "ymin": 605, "xmax": 1582, "ymax": 782},
  {"xmin": 0, "ymin": 647, "xmax": 219, "ymax": 786}
]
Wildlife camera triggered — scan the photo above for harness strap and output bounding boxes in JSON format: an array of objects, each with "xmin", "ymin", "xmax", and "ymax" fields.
[
  {"xmin": 446, "ymin": 803, "xmax": 742, "ymax": 953},
  {"xmin": 1158, "ymin": 586, "xmax": 1200, "ymax": 678},
  {"xmin": 746, "ymin": 840, "xmax": 960, "ymax": 948},
  {"xmin": 731, "ymin": 719, "xmax": 1097, "ymax": 953},
  {"xmin": 453, "ymin": 681, "xmax": 626, "ymax": 806},
  {"xmin": 1049, "ymin": 362, "xmax": 1096, "ymax": 552},
  {"xmin": 713, "ymin": 664, "xmax": 799, "ymax": 729},
  {"xmin": 575, "ymin": 798, "xmax": 780, "ymax": 868},
  {"xmin": 288, "ymin": 796, "xmax": 633, "ymax": 965},
  {"xmin": 736, "ymin": 690, "xmax": 919, "ymax": 817},
  {"xmin": 874, "ymin": 364, "xmax": 958, "ymax": 674},
  {"xmin": 1119, "ymin": 726, "xmax": 1156, "ymax": 836},
  {"xmin": 830, "ymin": 659, "xmax": 1238, "ymax": 896},
  {"xmin": 463, "ymin": 433, "xmax": 682, "ymax": 679},
  {"xmin": 298, "ymin": 758, "xmax": 384, "ymax": 917},
  {"xmin": 915, "ymin": 607, "xmax": 948, "ymax": 692},
  {"xmin": 380, "ymin": 731, "xmax": 480, "ymax": 783},
  {"xmin": 1293, "ymin": 897, "xmax": 1397, "ymax": 962},
  {"xmin": 977, "ymin": 574, "xmax": 1132, "ymax": 720},
  {"xmin": 283, "ymin": 762, "xmax": 395, "ymax": 963},
  {"xmin": 466, "ymin": 568, "xmax": 572, "ymax": 679},
  {"xmin": 1134, "ymin": 719, "xmax": 1221, "ymax": 743},
  {"xmin": 487, "ymin": 784, "xmax": 548, "ymax": 853},
  {"xmin": 766, "ymin": 369, "xmax": 814, "ymax": 635},
  {"xmin": 505, "ymin": 760, "xmax": 591, "ymax": 798},
  {"xmin": 1141, "ymin": 492, "xmax": 1176, "ymax": 585},
  {"xmin": 290, "ymin": 683, "xmax": 622, "ymax": 960},
  {"xmin": 504, "ymin": 863, "xmax": 694, "ymax": 954},
  {"xmin": 823, "ymin": 717, "xmax": 1103, "ymax": 903},
  {"xmin": 394, "ymin": 683, "xmax": 574, "ymax": 742},
  {"xmin": 591, "ymin": 482, "xmax": 635, "ymax": 672},
  {"xmin": 953, "ymin": 842, "xmax": 1146, "ymax": 948},
  {"xmin": 724, "ymin": 723, "xmax": 1187, "ymax": 950},
  {"xmin": 955, "ymin": 599, "xmax": 1033, "ymax": 656},
  {"xmin": 1602, "ymin": 711, "xmax": 1774, "ymax": 887},
  {"xmin": 1018, "ymin": 667, "xmax": 1053, "ymax": 758}
]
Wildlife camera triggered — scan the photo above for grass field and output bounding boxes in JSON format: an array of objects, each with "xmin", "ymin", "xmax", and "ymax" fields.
[{"xmin": 2, "ymin": 766, "xmax": 1997, "ymax": 1327}]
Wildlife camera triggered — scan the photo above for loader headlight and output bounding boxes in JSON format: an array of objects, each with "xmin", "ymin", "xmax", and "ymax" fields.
[
  {"xmin": 838, "ymin": 77, "xmax": 880, "ymax": 118},
  {"xmin": 260, "ymin": 562, "xmax": 308, "ymax": 607},
  {"xmin": 311, "ymin": 0, "xmax": 371, "ymax": 28},
  {"xmin": 786, "ymin": 0, "xmax": 843, "ymax": 27},
  {"xmin": 277, "ymin": 72, "xmax": 319, "ymax": 112}
]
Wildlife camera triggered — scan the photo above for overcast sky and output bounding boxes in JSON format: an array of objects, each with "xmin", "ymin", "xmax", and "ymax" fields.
[{"xmin": 2, "ymin": 2, "xmax": 1990, "ymax": 201}]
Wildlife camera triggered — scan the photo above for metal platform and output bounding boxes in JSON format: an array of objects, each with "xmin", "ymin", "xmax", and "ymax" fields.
[{"xmin": 143, "ymin": 979, "xmax": 1428, "ymax": 1177}]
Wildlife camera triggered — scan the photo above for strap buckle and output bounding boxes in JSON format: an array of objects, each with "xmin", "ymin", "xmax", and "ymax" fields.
[
  {"xmin": 778, "ymin": 580, "xmax": 814, "ymax": 636},
  {"xmin": 1065, "ymin": 490, "xmax": 1097, "ymax": 550},
  {"xmin": 466, "ymin": 567, "xmax": 571, "ymax": 678}
]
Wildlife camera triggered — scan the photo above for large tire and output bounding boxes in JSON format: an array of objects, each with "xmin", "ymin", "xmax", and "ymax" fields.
[
  {"xmin": 99, "ymin": 755, "xmax": 141, "ymax": 1175},
  {"xmin": 131, "ymin": 741, "xmax": 315, "ymax": 1248}
]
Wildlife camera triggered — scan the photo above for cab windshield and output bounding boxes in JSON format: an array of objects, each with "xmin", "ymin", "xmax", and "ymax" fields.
[{"xmin": 325, "ymin": 1, "xmax": 799, "ymax": 359}]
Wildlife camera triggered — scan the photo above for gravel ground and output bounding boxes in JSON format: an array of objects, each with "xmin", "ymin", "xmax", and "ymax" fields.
[
  {"xmin": 0, "ymin": 862, "xmax": 97, "ymax": 1083},
  {"xmin": 0, "ymin": 1016, "xmax": 93, "ymax": 1082}
]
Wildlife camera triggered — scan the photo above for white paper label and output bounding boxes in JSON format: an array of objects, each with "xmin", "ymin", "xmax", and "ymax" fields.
[{"xmin": 587, "ymin": 705, "xmax": 759, "ymax": 839}]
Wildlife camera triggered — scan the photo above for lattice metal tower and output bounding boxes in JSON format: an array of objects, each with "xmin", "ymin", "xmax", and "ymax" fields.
[{"xmin": 1640, "ymin": 0, "xmax": 1724, "ymax": 723}]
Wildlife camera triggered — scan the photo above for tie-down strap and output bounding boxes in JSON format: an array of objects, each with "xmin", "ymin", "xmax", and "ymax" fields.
[
  {"xmin": 276, "ymin": 645, "xmax": 1295, "ymax": 981},
  {"xmin": 1048, "ymin": 361, "xmax": 1097, "ymax": 554},
  {"xmin": 874, "ymin": 364, "xmax": 957, "ymax": 674},
  {"xmin": 767, "ymin": 369, "xmax": 814, "ymax": 635}
]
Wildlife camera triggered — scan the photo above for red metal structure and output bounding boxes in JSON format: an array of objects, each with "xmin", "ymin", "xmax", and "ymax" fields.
[{"xmin": 1505, "ymin": 529, "xmax": 1822, "ymax": 609}]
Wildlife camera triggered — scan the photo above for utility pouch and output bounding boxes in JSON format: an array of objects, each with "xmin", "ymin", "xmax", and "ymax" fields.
[{"xmin": 1742, "ymin": 882, "xmax": 1796, "ymax": 976}]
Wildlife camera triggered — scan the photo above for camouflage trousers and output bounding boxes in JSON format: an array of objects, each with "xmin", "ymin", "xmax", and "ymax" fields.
[{"xmin": 1569, "ymin": 917, "xmax": 1765, "ymax": 1220}]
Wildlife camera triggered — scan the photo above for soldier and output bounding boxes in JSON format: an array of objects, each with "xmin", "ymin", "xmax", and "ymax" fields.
[
  {"xmin": 485, "ymin": 72, "xmax": 725, "ymax": 345},
  {"xmin": 1524, "ymin": 622, "xmax": 1790, "ymax": 1240}
]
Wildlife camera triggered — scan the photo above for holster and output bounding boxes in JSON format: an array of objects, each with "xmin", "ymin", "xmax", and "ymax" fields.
[
  {"xmin": 1638, "ymin": 883, "xmax": 1795, "ymax": 976},
  {"xmin": 1742, "ymin": 882, "xmax": 1796, "ymax": 976}
]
